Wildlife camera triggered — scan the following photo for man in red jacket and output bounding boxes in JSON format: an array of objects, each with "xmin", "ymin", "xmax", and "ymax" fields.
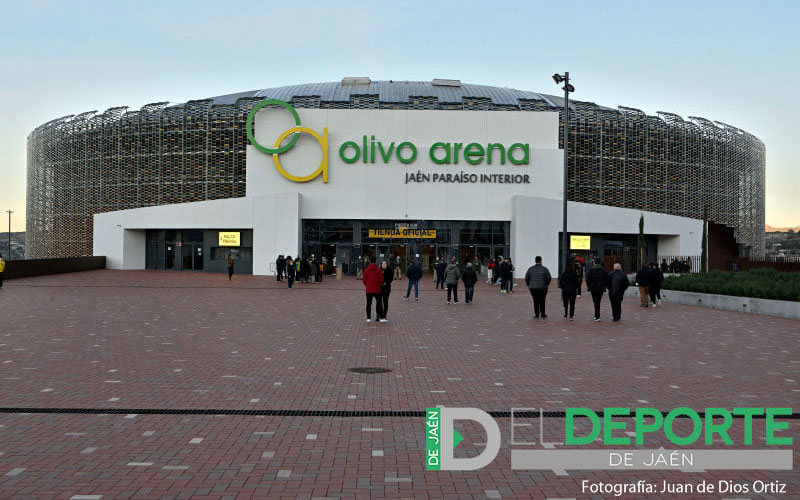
[{"xmin": 362, "ymin": 257, "xmax": 384, "ymax": 323}]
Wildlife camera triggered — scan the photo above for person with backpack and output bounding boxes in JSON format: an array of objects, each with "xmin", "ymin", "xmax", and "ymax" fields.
[
  {"xmin": 573, "ymin": 258, "xmax": 584, "ymax": 298},
  {"xmin": 444, "ymin": 257, "xmax": 461, "ymax": 305},
  {"xmin": 558, "ymin": 263, "xmax": 580, "ymax": 321},
  {"xmin": 584, "ymin": 258, "xmax": 608, "ymax": 321},
  {"xmin": 461, "ymin": 261, "xmax": 478, "ymax": 304}
]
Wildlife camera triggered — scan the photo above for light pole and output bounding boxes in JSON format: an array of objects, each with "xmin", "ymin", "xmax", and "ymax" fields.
[
  {"xmin": 552, "ymin": 72, "xmax": 574, "ymax": 275},
  {"xmin": 5, "ymin": 210, "xmax": 12, "ymax": 260}
]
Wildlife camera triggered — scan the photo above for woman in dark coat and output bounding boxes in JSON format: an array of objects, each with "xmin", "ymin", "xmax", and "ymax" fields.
[
  {"xmin": 558, "ymin": 263, "xmax": 580, "ymax": 321},
  {"xmin": 380, "ymin": 260, "xmax": 393, "ymax": 322}
]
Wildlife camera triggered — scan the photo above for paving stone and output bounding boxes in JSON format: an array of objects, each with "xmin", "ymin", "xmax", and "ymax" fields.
[{"xmin": 0, "ymin": 270, "xmax": 797, "ymax": 498}]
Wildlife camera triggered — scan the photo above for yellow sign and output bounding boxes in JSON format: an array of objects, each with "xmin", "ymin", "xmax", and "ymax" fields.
[
  {"xmin": 570, "ymin": 235, "xmax": 591, "ymax": 250},
  {"xmin": 219, "ymin": 232, "xmax": 241, "ymax": 247},
  {"xmin": 368, "ymin": 228, "xmax": 437, "ymax": 239}
]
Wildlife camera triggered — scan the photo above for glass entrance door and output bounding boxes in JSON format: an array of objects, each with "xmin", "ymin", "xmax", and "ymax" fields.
[
  {"xmin": 420, "ymin": 245, "xmax": 435, "ymax": 274},
  {"xmin": 462, "ymin": 246, "xmax": 476, "ymax": 266},
  {"xmin": 336, "ymin": 244, "xmax": 354, "ymax": 276},
  {"xmin": 165, "ymin": 242, "xmax": 177, "ymax": 270},
  {"xmin": 181, "ymin": 243, "xmax": 204, "ymax": 271},
  {"xmin": 377, "ymin": 245, "xmax": 391, "ymax": 263},
  {"xmin": 476, "ymin": 246, "xmax": 491, "ymax": 268}
]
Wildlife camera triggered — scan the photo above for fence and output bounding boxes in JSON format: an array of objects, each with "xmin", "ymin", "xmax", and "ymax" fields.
[
  {"xmin": 657, "ymin": 255, "xmax": 702, "ymax": 273},
  {"xmin": 737, "ymin": 256, "xmax": 800, "ymax": 272},
  {"xmin": 3, "ymin": 257, "xmax": 106, "ymax": 280}
]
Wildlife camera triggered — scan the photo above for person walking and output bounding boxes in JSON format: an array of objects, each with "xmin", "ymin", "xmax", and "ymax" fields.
[
  {"xmin": 461, "ymin": 261, "xmax": 478, "ymax": 304},
  {"xmin": 356, "ymin": 256, "xmax": 364, "ymax": 280},
  {"xmin": 380, "ymin": 260, "xmax": 393, "ymax": 322},
  {"xmin": 276, "ymin": 255, "xmax": 285, "ymax": 282},
  {"xmin": 227, "ymin": 254, "xmax": 235, "ymax": 281},
  {"xmin": 635, "ymin": 265, "xmax": 651, "ymax": 307},
  {"xmin": 648, "ymin": 263, "xmax": 664, "ymax": 306},
  {"xmin": 285, "ymin": 256, "xmax": 295, "ymax": 289},
  {"xmin": 473, "ymin": 257, "xmax": 481, "ymax": 279},
  {"xmin": 584, "ymin": 257, "xmax": 608, "ymax": 321},
  {"xmin": 435, "ymin": 258, "xmax": 447, "ymax": 290},
  {"xmin": 574, "ymin": 258, "xmax": 584, "ymax": 298},
  {"xmin": 404, "ymin": 260, "xmax": 422, "ymax": 301},
  {"xmin": 362, "ymin": 258, "xmax": 384, "ymax": 323},
  {"xmin": 558, "ymin": 263, "xmax": 579, "ymax": 321},
  {"xmin": 394, "ymin": 255, "xmax": 402, "ymax": 281},
  {"xmin": 314, "ymin": 255, "xmax": 323, "ymax": 283},
  {"xmin": 444, "ymin": 257, "xmax": 461, "ymax": 304},
  {"xmin": 497, "ymin": 259, "xmax": 507, "ymax": 292},
  {"xmin": 524, "ymin": 256, "xmax": 552, "ymax": 319},
  {"xmin": 0, "ymin": 253, "xmax": 5, "ymax": 289},
  {"xmin": 525, "ymin": 255, "xmax": 552, "ymax": 319},
  {"xmin": 486, "ymin": 258, "xmax": 494, "ymax": 285},
  {"xmin": 300, "ymin": 256, "xmax": 311, "ymax": 283},
  {"xmin": 606, "ymin": 263, "xmax": 629, "ymax": 321},
  {"xmin": 505, "ymin": 258, "xmax": 515, "ymax": 293}
]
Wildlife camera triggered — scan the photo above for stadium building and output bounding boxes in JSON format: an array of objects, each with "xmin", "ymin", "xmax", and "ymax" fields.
[{"xmin": 26, "ymin": 79, "xmax": 765, "ymax": 275}]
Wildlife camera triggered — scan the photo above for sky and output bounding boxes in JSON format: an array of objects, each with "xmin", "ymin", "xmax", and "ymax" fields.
[{"xmin": 0, "ymin": 0, "xmax": 797, "ymax": 232}]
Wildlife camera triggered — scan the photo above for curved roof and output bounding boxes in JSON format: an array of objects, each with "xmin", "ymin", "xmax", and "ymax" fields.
[
  {"xmin": 252, "ymin": 80, "xmax": 555, "ymax": 106},
  {"xmin": 30, "ymin": 79, "xmax": 761, "ymax": 143}
]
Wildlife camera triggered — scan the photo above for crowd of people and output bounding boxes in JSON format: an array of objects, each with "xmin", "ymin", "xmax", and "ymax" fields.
[
  {"xmin": 270, "ymin": 251, "xmax": 665, "ymax": 324},
  {"xmin": 274, "ymin": 254, "xmax": 326, "ymax": 289}
]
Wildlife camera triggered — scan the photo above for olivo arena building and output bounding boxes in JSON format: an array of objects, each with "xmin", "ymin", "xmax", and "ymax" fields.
[{"xmin": 26, "ymin": 79, "xmax": 765, "ymax": 276}]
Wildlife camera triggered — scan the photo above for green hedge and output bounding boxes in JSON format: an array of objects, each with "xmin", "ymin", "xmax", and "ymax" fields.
[{"xmin": 661, "ymin": 269, "xmax": 800, "ymax": 302}]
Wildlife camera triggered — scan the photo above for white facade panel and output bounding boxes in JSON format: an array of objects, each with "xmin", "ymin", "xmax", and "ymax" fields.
[{"xmin": 93, "ymin": 105, "xmax": 703, "ymax": 277}]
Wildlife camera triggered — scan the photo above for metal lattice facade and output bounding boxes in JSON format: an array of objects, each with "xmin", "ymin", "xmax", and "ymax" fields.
[{"xmin": 26, "ymin": 81, "xmax": 765, "ymax": 258}]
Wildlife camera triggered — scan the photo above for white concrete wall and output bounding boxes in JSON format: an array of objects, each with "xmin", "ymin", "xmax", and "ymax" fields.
[
  {"xmin": 247, "ymin": 108, "xmax": 564, "ymax": 221},
  {"xmin": 510, "ymin": 197, "xmax": 703, "ymax": 277},
  {"xmin": 94, "ymin": 194, "xmax": 300, "ymax": 275},
  {"xmin": 122, "ymin": 230, "xmax": 146, "ymax": 269},
  {"xmin": 252, "ymin": 193, "xmax": 301, "ymax": 275},
  {"xmin": 511, "ymin": 196, "xmax": 562, "ymax": 278}
]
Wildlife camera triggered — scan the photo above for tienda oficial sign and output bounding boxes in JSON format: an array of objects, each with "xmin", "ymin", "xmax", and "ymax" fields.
[
  {"xmin": 246, "ymin": 99, "xmax": 531, "ymax": 184},
  {"xmin": 368, "ymin": 228, "xmax": 436, "ymax": 239}
]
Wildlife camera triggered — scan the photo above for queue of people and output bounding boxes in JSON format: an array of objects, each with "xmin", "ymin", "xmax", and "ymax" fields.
[
  {"xmin": 276, "ymin": 254, "xmax": 328, "ymax": 288},
  {"xmin": 522, "ymin": 255, "xmax": 656, "ymax": 322},
  {"xmin": 277, "ymin": 251, "xmax": 657, "ymax": 324}
]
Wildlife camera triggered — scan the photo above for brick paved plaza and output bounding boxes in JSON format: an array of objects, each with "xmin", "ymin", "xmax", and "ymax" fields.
[{"xmin": 0, "ymin": 270, "xmax": 797, "ymax": 499}]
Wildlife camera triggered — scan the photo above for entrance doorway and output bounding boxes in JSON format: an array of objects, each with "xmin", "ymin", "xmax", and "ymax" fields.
[
  {"xmin": 181, "ymin": 243, "xmax": 204, "ymax": 271},
  {"xmin": 418, "ymin": 245, "xmax": 435, "ymax": 273},
  {"xmin": 462, "ymin": 246, "xmax": 476, "ymax": 265},
  {"xmin": 165, "ymin": 242, "xmax": 177, "ymax": 270}
]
